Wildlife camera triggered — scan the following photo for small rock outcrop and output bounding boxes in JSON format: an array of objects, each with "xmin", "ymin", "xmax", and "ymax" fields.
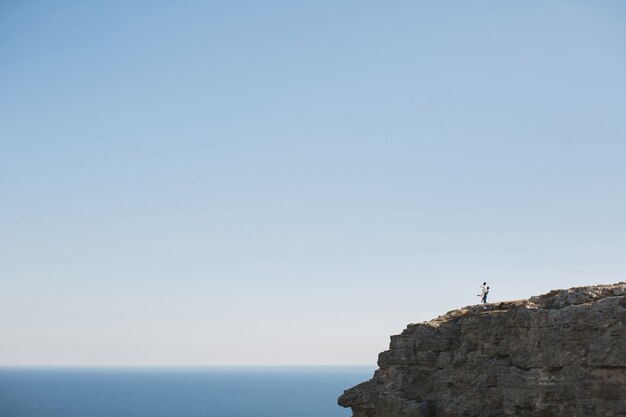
[{"xmin": 339, "ymin": 283, "xmax": 626, "ymax": 417}]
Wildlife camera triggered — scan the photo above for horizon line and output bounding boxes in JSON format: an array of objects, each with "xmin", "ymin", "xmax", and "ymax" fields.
[{"xmin": 0, "ymin": 364, "xmax": 376, "ymax": 368}]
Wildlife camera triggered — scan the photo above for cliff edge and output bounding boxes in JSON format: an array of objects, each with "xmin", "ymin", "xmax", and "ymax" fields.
[{"xmin": 339, "ymin": 283, "xmax": 626, "ymax": 417}]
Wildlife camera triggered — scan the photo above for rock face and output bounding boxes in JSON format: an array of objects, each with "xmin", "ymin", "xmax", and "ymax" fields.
[{"xmin": 339, "ymin": 283, "xmax": 626, "ymax": 417}]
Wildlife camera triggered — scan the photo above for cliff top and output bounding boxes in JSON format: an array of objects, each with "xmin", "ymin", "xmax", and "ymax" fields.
[{"xmin": 412, "ymin": 282, "xmax": 626, "ymax": 330}]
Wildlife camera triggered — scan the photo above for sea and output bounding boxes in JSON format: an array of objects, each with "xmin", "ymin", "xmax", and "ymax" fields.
[{"xmin": 0, "ymin": 366, "xmax": 374, "ymax": 417}]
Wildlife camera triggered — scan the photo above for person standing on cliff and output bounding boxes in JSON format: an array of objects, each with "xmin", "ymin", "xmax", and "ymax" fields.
[{"xmin": 478, "ymin": 282, "xmax": 488, "ymax": 304}]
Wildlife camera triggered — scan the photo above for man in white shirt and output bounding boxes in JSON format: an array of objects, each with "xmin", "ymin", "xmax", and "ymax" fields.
[{"xmin": 478, "ymin": 282, "xmax": 488, "ymax": 304}]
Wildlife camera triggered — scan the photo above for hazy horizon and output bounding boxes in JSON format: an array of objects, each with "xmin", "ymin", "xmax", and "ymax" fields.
[{"xmin": 2, "ymin": 1, "xmax": 625, "ymax": 366}]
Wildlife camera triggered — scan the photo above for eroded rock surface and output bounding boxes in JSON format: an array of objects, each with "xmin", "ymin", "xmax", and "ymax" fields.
[{"xmin": 339, "ymin": 283, "xmax": 626, "ymax": 417}]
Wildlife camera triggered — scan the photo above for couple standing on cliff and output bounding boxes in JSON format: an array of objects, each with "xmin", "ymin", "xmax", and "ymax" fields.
[{"xmin": 478, "ymin": 282, "xmax": 490, "ymax": 304}]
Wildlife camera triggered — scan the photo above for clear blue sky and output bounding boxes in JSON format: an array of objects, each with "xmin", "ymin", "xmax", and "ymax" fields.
[{"xmin": 1, "ymin": 1, "xmax": 625, "ymax": 365}]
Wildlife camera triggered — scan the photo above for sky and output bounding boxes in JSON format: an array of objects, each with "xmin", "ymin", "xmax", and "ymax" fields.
[{"xmin": 1, "ymin": 1, "xmax": 625, "ymax": 366}]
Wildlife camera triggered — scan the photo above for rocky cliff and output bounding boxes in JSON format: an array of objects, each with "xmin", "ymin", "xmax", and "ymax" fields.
[{"xmin": 339, "ymin": 283, "xmax": 626, "ymax": 417}]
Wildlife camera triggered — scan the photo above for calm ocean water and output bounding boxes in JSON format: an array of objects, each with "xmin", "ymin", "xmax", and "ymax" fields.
[{"xmin": 0, "ymin": 366, "xmax": 373, "ymax": 417}]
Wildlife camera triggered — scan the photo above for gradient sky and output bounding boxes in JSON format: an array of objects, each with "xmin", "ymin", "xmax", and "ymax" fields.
[{"xmin": 1, "ymin": 1, "xmax": 625, "ymax": 366}]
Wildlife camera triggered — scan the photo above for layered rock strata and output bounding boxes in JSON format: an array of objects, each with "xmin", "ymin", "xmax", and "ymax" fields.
[{"xmin": 339, "ymin": 283, "xmax": 626, "ymax": 417}]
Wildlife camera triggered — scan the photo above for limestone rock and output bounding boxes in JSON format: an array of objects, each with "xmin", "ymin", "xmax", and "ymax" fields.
[{"xmin": 338, "ymin": 283, "xmax": 626, "ymax": 417}]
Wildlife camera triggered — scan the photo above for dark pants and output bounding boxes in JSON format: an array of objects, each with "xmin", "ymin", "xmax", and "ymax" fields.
[{"xmin": 482, "ymin": 293, "xmax": 488, "ymax": 303}]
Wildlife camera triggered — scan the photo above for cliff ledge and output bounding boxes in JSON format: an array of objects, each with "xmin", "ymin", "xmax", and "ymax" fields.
[{"xmin": 339, "ymin": 283, "xmax": 626, "ymax": 417}]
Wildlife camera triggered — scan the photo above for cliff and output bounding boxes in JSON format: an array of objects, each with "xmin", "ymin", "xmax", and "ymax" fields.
[{"xmin": 338, "ymin": 283, "xmax": 626, "ymax": 417}]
